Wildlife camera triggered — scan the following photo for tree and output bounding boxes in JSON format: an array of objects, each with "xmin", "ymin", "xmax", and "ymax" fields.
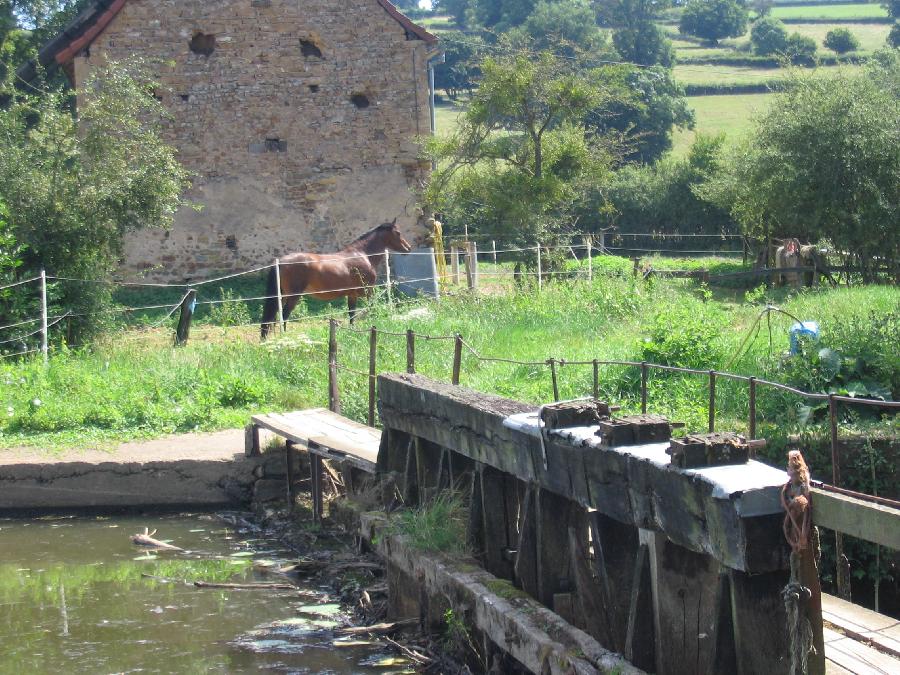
[
  {"xmin": 473, "ymin": 0, "xmax": 537, "ymax": 31},
  {"xmin": 824, "ymin": 28, "xmax": 860, "ymax": 54},
  {"xmin": 883, "ymin": 0, "xmax": 900, "ymax": 19},
  {"xmin": 750, "ymin": 16, "xmax": 788, "ymax": 55},
  {"xmin": 424, "ymin": 47, "xmax": 625, "ymax": 248},
  {"xmin": 433, "ymin": 32, "xmax": 485, "ymax": 100},
  {"xmin": 697, "ymin": 54, "xmax": 900, "ymax": 281},
  {"xmin": 586, "ymin": 64, "xmax": 694, "ymax": 163},
  {"xmin": 0, "ymin": 61, "xmax": 191, "ymax": 338},
  {"xmin": 600, "ymin": 0, "xmax": 676, "ymax": 67},
  {"xmin": 785, "ymin": 31, "xmax": 816, "ymax": 62},
  {"xmin": 511, "ymin": 0, "xmax": 607, "ymax": 55},
  {"xmin": 890, "ymin": 23, "xmax": 900, "ymax": 48},
  {"xmin": 679, "ymin": 0, "xmax": 748, "ymax": 45},
  {"xmin": 432, "ymin": 0, "xmax": 474, "ymax": 28}
]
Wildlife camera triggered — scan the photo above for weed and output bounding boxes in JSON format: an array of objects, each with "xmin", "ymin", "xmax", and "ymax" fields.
[{"xmin": 388, "ymin": 492, "xmax": 469, "ymax": 555}]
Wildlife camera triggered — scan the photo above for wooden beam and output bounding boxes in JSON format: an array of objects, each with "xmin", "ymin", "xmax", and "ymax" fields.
[{"xmin": 811, "ymin": 487, "xmax": 900, "ymax": 550}]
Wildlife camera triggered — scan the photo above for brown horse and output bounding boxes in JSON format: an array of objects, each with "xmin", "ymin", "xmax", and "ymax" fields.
[{"xmin": 260, "ymin": 219, "xmax": 411, "ymax": 339}]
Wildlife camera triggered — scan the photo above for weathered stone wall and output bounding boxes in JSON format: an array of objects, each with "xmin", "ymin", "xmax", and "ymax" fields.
[{"xmin": 76, "ymin": 0, "xmax": 434, "ymax": 281}]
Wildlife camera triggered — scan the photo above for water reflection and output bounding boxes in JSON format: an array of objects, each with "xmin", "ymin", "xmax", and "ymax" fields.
[{"xmin": 0, "ymin": 513, "xmax": 409, "ymax": 673}]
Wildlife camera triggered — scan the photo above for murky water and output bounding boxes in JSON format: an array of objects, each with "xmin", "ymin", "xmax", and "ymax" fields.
[{"xmin": 0, "ymin": 513, "xmax": 409, "ymax": 674}]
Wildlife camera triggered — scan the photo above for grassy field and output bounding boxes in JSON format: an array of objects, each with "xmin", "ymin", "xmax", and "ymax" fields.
[
  {"xmin": 789, "ymin": 22, "xmax": 893, "ymax": 52},
  {"xmin": 769, "ymin": 3, "xmax": 889, "ymax": 19},
  {"xmin": 670, "ymin": 93, "xmax": 774, "ymax": 155}
]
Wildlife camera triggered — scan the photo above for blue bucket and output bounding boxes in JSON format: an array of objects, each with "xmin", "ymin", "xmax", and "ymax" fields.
[{"xmin": 789, "ymin": 321, "xmax": 819, "ymax": 354}]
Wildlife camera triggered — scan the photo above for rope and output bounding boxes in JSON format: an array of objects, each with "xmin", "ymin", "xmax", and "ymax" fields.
[{"xmin": 0, "ymin": 276, "xmax": 41, "ymax": 292}]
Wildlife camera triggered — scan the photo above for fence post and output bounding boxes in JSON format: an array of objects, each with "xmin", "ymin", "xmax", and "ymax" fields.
[
  {"xmin": 451, "ymin": 333, "xmax": 463, "ymax": 385},
  {"xmin": 549, "ymin": 359, "xmax": 560, "ymax": 402},
  {"xmin": 708, "ymin": 370, "xmax": 716, "ymax": 433},
  {"xmin": 829, "ymin": 394, "xmax": 850, "ymax": 600},
  {"xmin": 39, "ymin": 269, "xmax": 48, "ymax": 363},
  {"xmin": 640, "ymin": 361, "xmax": 648, "ymax": 414},
  {"xmin": 592, "ymin": 359, "xmax": 599, "ymax": 399},
  {"xmin": 368, "ymin": 326, "xmax": 377, "ymax": 427},
  {"xmin": 464, "ymin": 242, "xmax": 475, "ymax": 290},
  {"xmin": 633, "ymin": 257, "xmax": 640, "ymax": 278},
  {"xmin": 536, "ymin": 245, "xmax": 542, "ymax": 291},
  {"xmin": 174, "ymin": 289, "xmax": 197, "ymax": 346},
  {"xmin": 599, "ymin": 231, "xmax": 606, "ymax": 254},
  {"xmin": 328, "ymin": 319, "xmax": 341, "ymax": 414},
  {"xmin": 492, "ymin": 240, "xmax": 497, "ymax": 266},
  {"xmin": 748, "ymin": 376, "xmax": 757, "ymax": 441},
  {"xmin": 450, "ymin": 246, "xmax": 460, "ymax": 284},
  {"xmin": 274, "ymin": 258, "xmax": 284, "ymax": 333},
  {"xmin": 406, "ymin": 329, "xmax": 415, "ymax": 374},
  {"xmin": 384, "ymin": 252, "xmax": 393, "ymax": 312},
  {"xmin": 470, "ymin": 241, "xmax": 478, "ymax": 289},
  {"xmin": 584, "ymin": 236, "xmax": 592, "ymax": 282}
]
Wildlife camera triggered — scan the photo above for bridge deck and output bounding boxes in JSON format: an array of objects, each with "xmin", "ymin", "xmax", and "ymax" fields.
[{"xmin": 824, "ymin": 593, "xmax": 900, "ymax": 674}]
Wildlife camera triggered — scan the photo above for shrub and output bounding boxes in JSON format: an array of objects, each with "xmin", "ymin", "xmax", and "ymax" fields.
[
  {"xmin": 639, "ymin": 299, "xmax": 728, "ymax": 370},
  {"xmin": 889, "ymin": 23, "xmax": 900, "ymax": 48},
  {"xmin": 205, "ymin": 288, "xmax": 252, "ymax": 326},
  {"xmin": 823, "ymin": 28, "xmax": 860, "ymax": 54},
  {"xmin": 785, "ymin": 32, "xmax": 817, "ymax": 62},
  {"xmin": 751, "ymin": 16, "xmax": 789, "ymax": 55}
]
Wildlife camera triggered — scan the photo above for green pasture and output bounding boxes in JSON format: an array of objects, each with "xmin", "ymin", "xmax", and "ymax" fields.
[
  {"xmin": 673, "ymin": 62, "xmax": 862, "ymax": 85},
  {"xmin": 769, "ymin": 3, "xmax": 889, "ymax": 19},
  {"xmin": 671, "ymin": 93, "xmax": 774, "ymax": 155},
  {"xmin": 789, "ymin": 22, "xmax": 893, "ymax": 52}
]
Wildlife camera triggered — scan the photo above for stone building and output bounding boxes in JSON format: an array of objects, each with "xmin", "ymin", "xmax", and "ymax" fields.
[{"xmin": 25, "ymin": 0, "xmax": 438, "ymax": 280}]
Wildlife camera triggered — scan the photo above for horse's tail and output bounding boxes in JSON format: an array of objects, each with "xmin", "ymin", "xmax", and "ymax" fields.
[{"xmin": 260, "ymin": 265, "xmax": 279, "ymax": 340}]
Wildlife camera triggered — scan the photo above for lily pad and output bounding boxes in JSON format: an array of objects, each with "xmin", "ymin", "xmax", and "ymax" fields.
[
  {"xmin": 229, "ymin": 551, "xmax": 256, "ymax": 558},
  {"xmin": 298, "ymin": 602, "xmax": 341, "ymax": 617}
]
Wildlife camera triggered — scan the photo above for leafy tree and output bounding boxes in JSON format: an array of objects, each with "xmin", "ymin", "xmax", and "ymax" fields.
[
  {"xmin": 750, "ymin": 16, "xmax": 788, "ymax": 55},
  {"xmin": 883, "ymin": 0, "xmax": 900, "ymax": 19},
  {"xmin": 433, "ymin": 31, "xmax": 485, "ymax": 100},
  {"xmin": 432, "ymin": 0, "xmax": 474, "ymax": 28},
  {"xmin": 890, "ymin": 22, "xmax": 900, "ymax": 48},
  {"xmin": 586, "ymin": 64, "xmax": 694, "ymax": 163},
  {"xmin": 749, "ymin": 0, "xmax": 774, "ymax": 18},
  {"xmin": 473, "ymin": 0, "xmax": 537, "ymax": 31},
  {"xmin": 824, "ymin": 28, "xmax": 859, "ymax": 54},
  {"xmin": 599, "ymin": 0, "xmax": 676, "ymax": 66},
  {"xmin": 679, "ymin": 0, "xmax": 748, "ymax": 45},
  {"xmin": 785, "ymin": 31, "xmax": 816, "ymax": 62},
  {"xmin": 697, "ymin": 55, "xmax": 900, "ymax": 281},
  {"xmin": 424, "ymin": 47, "xmax": 625, "ymax": 248},
  {"xmin": 511, "ymin": 0, "xmax": 607, "ymax": 55},
  {"xmin": 0, "ymin": 61, "xmax": 191, "ymax": 339}
]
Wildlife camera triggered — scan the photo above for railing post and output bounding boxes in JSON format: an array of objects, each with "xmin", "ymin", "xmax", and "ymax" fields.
[
  {"xmin": 640, "ymin": 361, "xmax": 648, "ymax": 413},
  {"xmin": 584, "ymin": 236, "xmax": 592, "ymax": 282},
  {"xmin": 465, "ymin": 242, "xmax": 476, "ymax": 290},
  {"xmin": 536, "ymin": 245, "xmax": 542, "ymax": 291},
  {"xmin": 406, "ymin": 329, "xmax": 415, "ymax": 374},
  {"xmin": 592, "ymin": 359, "xmax": 599, "ymax": 399},
  {"xmin": 830, "ymin": 394, "xmax": 850, "ymax": 600},
  {"xmin": 274, "ymin": 258, "xmax": 284, "ymax": 333},
  {"xmin": 384, "ymin": 252, "xmax": 393, "ymax": 312},
  {"xmin": 708, "ymin": 370, "xmax": 716, "ymax": 433},
  {"xmin": 328, "ymin": 319, "xmax": 341, "ymax": 414},
  {"xmin": 368, "ymin": 326, "xmax": 377, "ymax": 427},
  {"xmin": 39, "ymin": 269, "xmax": 48, "ymax": 362},
  {"xmin": 748, "ymin": 376, "xmax": 757, "ymax": 441},
  {"xmin": 549, "ymin": 359, "xmax": 560, "ymax": 402},
  {"xmin": 174, "ymin": 289, "xmax": 197, "ymax": 346},
  {"xmin": 492, "ymin": 240, "xmax": 497, "ymax": 266},
  {"xmin": 450, "ymin": 246, "xmax": 460, "ymax": 284},
  {"xmin": 451, "ymin": 333, "xmax": 463, "ymax": 385}
]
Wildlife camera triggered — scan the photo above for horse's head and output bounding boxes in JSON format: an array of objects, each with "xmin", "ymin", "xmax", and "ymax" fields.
[{"xmin": 382, "ymin": 218, "xmax": 412, "ymax": 253}]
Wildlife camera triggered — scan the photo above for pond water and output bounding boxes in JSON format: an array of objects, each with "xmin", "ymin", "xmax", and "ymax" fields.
[{"xmin": 0, "ymin": 513, "xmax": 408, "ymax": 674}]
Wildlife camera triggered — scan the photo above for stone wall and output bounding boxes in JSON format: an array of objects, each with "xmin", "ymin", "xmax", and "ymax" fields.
[{"xmin": 75, "ymin": 0, "xmax": 434, "ymax": 281}]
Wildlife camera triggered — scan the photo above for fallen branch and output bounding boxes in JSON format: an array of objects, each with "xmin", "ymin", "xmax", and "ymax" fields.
[
  {"xmin": 384, "ymin": 635, "xmax": 433, "ymax": 665},
  {"xmin": 131, "ymin": 528, "xmax": 183, "ymax": 551},
  {"xmin": 335, "ymin": 618, "xmax": 418, "ymax": 636},
  {"xmin": 193, "ymin": 581, "xmax": 296, "ymax": 590}
]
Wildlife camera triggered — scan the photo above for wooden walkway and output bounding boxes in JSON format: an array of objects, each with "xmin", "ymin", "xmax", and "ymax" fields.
[
  {"xmin": 248, "ymin": 408, "xmax": 381, "ymax": 520},
  {"xmin": 824, "ymin": 593, "xmax": 900, "ymax": 674}
]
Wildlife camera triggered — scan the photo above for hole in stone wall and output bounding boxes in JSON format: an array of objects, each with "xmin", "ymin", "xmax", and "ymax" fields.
[
  {"xmin": 225, "ymin": 235, "xmax": 237, "ymax": 250},
  {"xmin": 299, "ymin": 39, "xmax": 323, "ymax": 58},
  {"xmin": 265, "ymin": 138, "xmax": 287, "ymax": 152},
  {"xmin": 308, "ymin": 84, "xmax": 319, "ymax": 93},
  {"xmin": 180, "ymin": 94, "xmax": 190, "ymax": 102},
  {"xmin": 189, "ymin": 32, "xmax": 216, "ymax": 56},
  {"xmin": 350, "ymin": 93, "xmax": 370, "ymax": 109}
]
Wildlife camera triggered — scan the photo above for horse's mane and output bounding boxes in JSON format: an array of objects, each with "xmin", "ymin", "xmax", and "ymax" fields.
[{"xmin": 349, "ymin": 221, "xmax": 393, "ymax": 245}]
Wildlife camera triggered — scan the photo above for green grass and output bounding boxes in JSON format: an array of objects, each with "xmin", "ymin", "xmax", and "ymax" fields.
[
  {"xmin": 770, "ymin": 3, "xmax": 889, "ymax": 19},
  {"xmin": 434, "ymin": 100, "xmax": 467, "ymax": 136},
  {"xmin": 671, "ymin": 93, "xmax": 774, "ymax": 156},
  {"xmin": 788, "ymin": 22, "xmax": 893, "ymax": 52}
]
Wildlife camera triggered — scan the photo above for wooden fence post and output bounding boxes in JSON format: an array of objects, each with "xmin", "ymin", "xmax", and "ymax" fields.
[
  {"xmin": 549, "ymin": 359, "xmax": 560, "ymax": 401},
  {"xmin": 406, "ymin": 329, "xmax": 416, "ymax": 374},
  {"xmin": 748, "ymin": 377, "xmax": 757, "ymax": 441},
  {"xmin": 584, "ymin": 236, "xmax": 592, "ymax": 282},
  {"xmin": 452, "ymin": 334, "xmax": 463, "ymax": 385},
  {"xmin": 274, "ymin": 258, "xmax": 284, "ymax": 333},
  {"xmin": 708, "ymin": 370, "xmax": 716, "ymax": 433},
  {"xmin": 174, "ymin": 289, "xmax": 197, "ymax": 346},
  {"xmin": 640, "ymin": 361, "xmax": 648, "ymax": 414},
  {"xmin": 464, "ymin": 241, "xmax": 478, "ymax": 290},
  {"xmin": 592, "ymin": 359, "xmax": 599, "ymax": 399},
  {"xmin": 39, "ymin": 269, "xmax": 48, "ymax": 362},
  {"xmin": 368, "ymin": 326, "xmax": 377, "ymax": 427},
  {"xmin": 536, "ymin": 245, "xmax": 542, "ymax": 291},
  {"xmin": 328, "ymin": 319, "xmax": 341, "ymax": 414}
]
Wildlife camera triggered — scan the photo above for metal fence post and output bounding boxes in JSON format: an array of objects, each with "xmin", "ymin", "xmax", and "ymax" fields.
[
  {"xmin": 830, "ymin": 394, "xmax": 850, "ymax": 600},
  {"xmin": 549, "ymin": 359, "xmax": 560, "ymax": 402},
  {"xmin": 39, "ymin": 269, "xmax": 48, "ymax": 362},
  {"xmin": 492, "ymin": 240, "xmax": 497, "ymax": 266},
  {"xmin": 274, "ymin": 258, "xmax": 284, "ymax": 333},
  {"xmin": 368, "ymin": 326, "xmax": 377, "ymax": 427},
  {"xmin": 384, "ymin": 252, "xmax": 393, "ymax": 312},
  {"xmin": 406, "ymin": 329, "xmax": 416, "ymax": 374},
  {"xmin": 640, "ymin": 361, "xmax": 648, "ymax": 413},
  {"xmin": 451, "ymin": 334, "xmax": 463, "ymax": 385},
  {"xmin": 328, "ymin": 319, "xmax": 341, "ymax": 414},
  {"xmin": 748, "ymin": 376, "xmax": 757, "ymax": 440},
  {"xmin": 536, "ymin": 245, "xmax": 542, "ymax": 291},
  {"xmin": 451, "ymin": 246, "xmax": 460, "ymax": 284},
  {"xmin": 708, "ymin": 370, "xmax": 716, "ymax": 433},
  {"xmin": 592, "ymin": 359, "xmax": 599, "ymax": 399},
  {"xmin": 584, "ymin": 236, "xmax": 592, "ymax": 282}
]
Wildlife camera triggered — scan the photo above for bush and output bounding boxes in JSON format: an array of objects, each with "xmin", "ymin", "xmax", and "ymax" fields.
[
  {"xmin": 824, "ymin": 28, "xmax": 860, "ymax": 54},
  {"xmin": 639, "ymin": 298, "xmax": 728, "ymax": 370},
  {"xmin": 889, "ymin": 23, "xmax": 900, "ymax": 48},
  {"xmin": 679, "ymin": 0, "xmax": 749, "ymax": 45},
  {"xmin": 786, "ymin": 32, "xmax": 817, "ymax": 62},
  {"xmin": 751, "ymin": 16, "xmax": 789, "ymax": 55}
]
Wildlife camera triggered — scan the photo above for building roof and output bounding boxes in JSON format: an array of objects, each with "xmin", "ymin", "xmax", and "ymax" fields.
[{"xmin": 17, "ymin": 0, "xmax": 437, "ymax": 86}]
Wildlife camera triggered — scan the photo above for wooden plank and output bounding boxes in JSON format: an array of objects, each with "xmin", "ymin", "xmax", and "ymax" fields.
[
  {"xmin": 824, "ymin": 626, "xmax": 899, "ymax": 675},
  {"xmin": 811, "ymin": 487, "xmax": 900, "ymax": 550},
  {"xmin": 822, "ymin": 593, "xmax": 900, "ymax": 658},
  {"xmin": 624, "ymin": 539, "xmax": 655, "ymax": 673}
]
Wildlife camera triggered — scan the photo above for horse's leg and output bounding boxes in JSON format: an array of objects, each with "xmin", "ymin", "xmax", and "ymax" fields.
[
  {"xmin": 281, "ymin": 296, "xmax": 300, "ymax": 331},
  {"xmin": 348, "ymin": 296, "xmax": 358, "ymax": 324}
]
